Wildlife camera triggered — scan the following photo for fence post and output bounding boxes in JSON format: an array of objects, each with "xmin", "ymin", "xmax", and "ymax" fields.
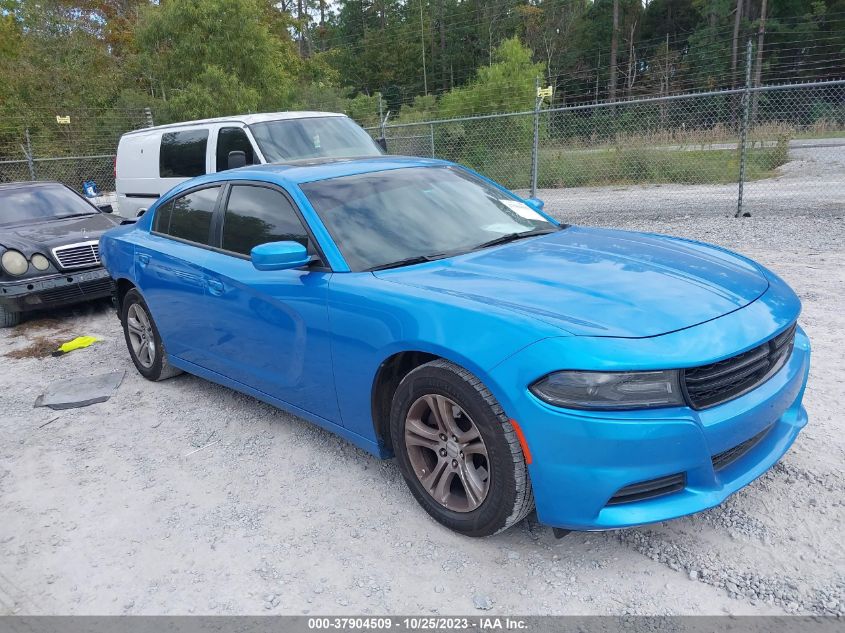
[
  {"xmin": 430, "ymin": 123, "xmax": 435, "ymax": 158},
  {"xmin": 530, "ymin": 77, "xmax": 541, "ymax": 198},
  {"xmin": 736, "ymin": 39, "xmax": 753, "ymax": 218},
  {"xmin": 144, "ymin": 107, "xmax": 154, "ymax": 128},
  {"xmin": 22, "ymin": 128, "xmax": 36, "ymax": 180}
]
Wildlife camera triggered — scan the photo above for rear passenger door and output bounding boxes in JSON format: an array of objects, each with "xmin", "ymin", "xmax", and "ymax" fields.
[
  {"xmin": 135, "ymin": 184, "xmax": 222, "ymax": 367},
  {"xmin": 199, "ymin": 182, "xmax": 340, "ymax": 423}
]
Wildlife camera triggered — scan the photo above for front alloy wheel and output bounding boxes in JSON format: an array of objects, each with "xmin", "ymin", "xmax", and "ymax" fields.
[
  {"xmin": 390, "ymin": 359, "xmax": 534, "ymax": 536},
  {"xmin": 404, "ymin": 394, "xmax": 490, "ymax": 512}
]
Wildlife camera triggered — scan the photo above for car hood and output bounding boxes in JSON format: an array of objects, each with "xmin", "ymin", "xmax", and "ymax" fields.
[
  {"xmin": 0, "ymin": 213, "xmax": 120, "ymax": 257},
  {"xmin": 374, "ymin": 226, "xmax": 770, "ymax": 338}
]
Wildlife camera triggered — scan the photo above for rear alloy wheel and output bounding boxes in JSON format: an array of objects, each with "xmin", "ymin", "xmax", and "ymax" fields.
[
  {"xmin": 121, "ymin": 289, "xmax": 182, "ymax": 382},
  {"xmin": 390, "ymin": 359, "xmax": 534, "ymax": 536}
]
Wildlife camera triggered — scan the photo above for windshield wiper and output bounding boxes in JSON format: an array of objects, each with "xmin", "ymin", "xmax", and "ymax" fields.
[
  {"xmin": 471, "ymin": 227, "xmax": 560, "ymax": 252},
  {"xmin": 367, "ymin": 253, "xmax": 448, "ymax": 271},
  {"xmin": 53, "ymin": 212, "xmax": 97, "ymax": 220}
]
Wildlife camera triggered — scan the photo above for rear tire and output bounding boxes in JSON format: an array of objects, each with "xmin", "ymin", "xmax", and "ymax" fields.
[
  {"xmin": 121, "ymin": 289, "xmax": 182, "ymax": 382},
  {"xmin": 0, "ymin": 304, "xmax": 21, "ymax": 328},
  {"xmin": 390, "ymin": 359, "xmax": 534, "ymax": 536}
]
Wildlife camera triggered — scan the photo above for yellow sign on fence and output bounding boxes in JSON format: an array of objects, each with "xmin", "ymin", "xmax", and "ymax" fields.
[
  {"xmin": 55, "ymin": 115, "xmax": 71, "ymax": 124},
  {"xmin": 536, "ymin": 86, "xmax": 553, "ymax": 100}
]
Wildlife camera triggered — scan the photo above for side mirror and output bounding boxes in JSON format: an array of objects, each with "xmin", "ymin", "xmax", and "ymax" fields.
[
  {"xmin": 98, "ymin": 204, "xmax": 114, "ymax": 214},
  {"xmin": 525, "ymin": 197, "xmax": 545, "ymax": 211},
  {"xmin": 251, "ymin": 241, "xmax": 310, "ymax": 271},
  {"xmin": 376, "ymin": 137, "xmax": 388, "ymax": 152},
  {"xmin": 228, "ymin": 150, "xmax": 247, "ymax": 170}
]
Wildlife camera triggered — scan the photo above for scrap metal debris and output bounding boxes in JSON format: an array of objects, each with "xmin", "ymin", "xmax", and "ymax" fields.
[{"xmin": 34, "ymin": 370, "xmax": 125, "ymax": 410}]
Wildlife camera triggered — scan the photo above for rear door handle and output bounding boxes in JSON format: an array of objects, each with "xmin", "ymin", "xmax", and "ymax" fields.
[
  {"xmin": 137, "ymin": 253, "xmax": 150, "ymax": 267},
  {"xmin": 206, "ymin": 278, "xmax": 224, "ymax": 296}
]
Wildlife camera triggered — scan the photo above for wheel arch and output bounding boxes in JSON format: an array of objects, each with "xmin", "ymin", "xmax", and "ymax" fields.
[
  {"xmin": 114, "ymin": 277, "xmax": 137, "ymax": 319},
  {"xmin": 369, "ymin": 346, "xmax": 506, "ymax": 456}
]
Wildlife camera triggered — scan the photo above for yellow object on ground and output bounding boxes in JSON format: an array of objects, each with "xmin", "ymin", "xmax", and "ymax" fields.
[{"xmin": 52, "ymin": 336, "xmax": 100, "ymax": 356}]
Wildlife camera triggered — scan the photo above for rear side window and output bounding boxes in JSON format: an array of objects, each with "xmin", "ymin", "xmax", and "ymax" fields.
[
  {"xmin": 153, "ymin": 199, "xmax": 174, "ymax": 233},
  {"xmin": 160, "ymin": 129, "xmax": 208, "ymax": 178},
  {"xmin": 156, "ymin": 186, "xmax": 221, "ymax": 245},
  {"xmin": 222, "ymin": 185, "xmax": 311, "ymax": 256},
  {"xmin": 216, "ymin": 127, "xmax": 255, "ymax": 172}
]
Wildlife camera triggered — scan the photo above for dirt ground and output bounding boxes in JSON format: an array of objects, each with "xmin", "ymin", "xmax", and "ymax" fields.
[{"xmin": 1, "ymin": 151, "xmax": 843, "ymax": 616}]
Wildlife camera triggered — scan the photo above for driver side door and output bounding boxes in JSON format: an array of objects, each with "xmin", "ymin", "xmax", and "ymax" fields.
[{"xmin": 199, "ymin": 182, "xmax": 340, "ymax": 423}]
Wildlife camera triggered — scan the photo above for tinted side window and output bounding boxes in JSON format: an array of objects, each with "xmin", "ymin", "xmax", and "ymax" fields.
[
  {"xmin": 160, "ymin": 186, "xmax": 220, "ymax": 245},
  {"xmin": 153, "ymin": 200, "xmax": 174, "ymax": 233},
  {"xmin": 216, "ymin": 127, "xmax": 255, "ymax": 172},
  {"xmin": 222, "ymin": 185, "xmax": 311, "ymax": 256},
  {"xmin": 160, "ymin": 129, "xmax": 208, "ymax": 178}
]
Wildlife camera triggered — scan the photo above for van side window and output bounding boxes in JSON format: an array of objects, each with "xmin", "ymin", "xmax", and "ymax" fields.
[
  {"xmin": 221, "ymin": 185, "xmax": 312, "ymax": 256},
  {"xmin": 157, "ymin": 186, "xmax": 220, "ymax": 245},
  {"xmin": 160, "ymin": 129, "xmax": 208, "ymax": 178},
  {"xmin": 216, "ymin": 128, "xmax": 255, "ymax": 172}
]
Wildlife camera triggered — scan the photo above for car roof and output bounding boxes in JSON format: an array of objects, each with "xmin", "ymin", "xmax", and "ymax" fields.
[
  {"xmin": 164, "ymin": 156, "xmax": 451, "ymax": 197},
  {"xmin": 121, "ymin": 111, "xmax": 348, "ymax": 137}
]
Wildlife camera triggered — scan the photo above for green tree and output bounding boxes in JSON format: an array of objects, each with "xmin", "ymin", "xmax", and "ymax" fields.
[{"xmin": 134, "ymin": 0, "xmax": 302, "ymax": 120}]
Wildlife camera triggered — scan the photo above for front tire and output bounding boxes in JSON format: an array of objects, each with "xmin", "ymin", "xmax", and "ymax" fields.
[
  {"xmin": 390, "ymin": 359, "xmax": 534, "ymax": 536},
  {"xmin": 121, "ymin": 289, "xmax": 182, "ymax": 382},
  {"xmin": 0, "ymin": 304, "xmax": 21, "ymax": 328}
]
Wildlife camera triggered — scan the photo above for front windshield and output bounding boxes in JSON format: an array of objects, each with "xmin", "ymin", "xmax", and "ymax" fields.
[
  {"xmin": 301, "ymin": 166, "xmax": 557, "ymax": 271},
  {"xmin": 250, "ymin": 116, "xmax": 383, "ymax": 162},
  {"xmin": 0, "ymin": 184, "xmax": 97, "ymax": 226}
]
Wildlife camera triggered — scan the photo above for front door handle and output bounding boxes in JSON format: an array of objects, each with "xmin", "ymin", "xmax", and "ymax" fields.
[
  {"xmin": 137, "ymin": 252, "xmax": 150, "ymax": 267},
  {"xmin": 206, "ymin": 278, "xmax": 224, "ymax": 296}
]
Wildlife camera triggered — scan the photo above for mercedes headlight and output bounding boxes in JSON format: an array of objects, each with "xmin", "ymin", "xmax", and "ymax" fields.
[
  {"xmin": 529, "ymin": 370, "xmax": 684, "ymax": 410},
  {"xmin": 1, "ymin": 250, "xmax": 29, "ymax": 276},
  {"xmin": 31, "ymin": 253, "xmax": 51, "ymax": 271}
]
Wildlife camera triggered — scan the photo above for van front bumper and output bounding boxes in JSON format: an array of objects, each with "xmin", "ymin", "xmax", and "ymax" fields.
[
  {"xmin": 0, "ymin": 267, "xmax": 114, "ymax": 313},
  {"xmin": 490, "ymin": 326, "xmax": 810, "ymax": 531}
]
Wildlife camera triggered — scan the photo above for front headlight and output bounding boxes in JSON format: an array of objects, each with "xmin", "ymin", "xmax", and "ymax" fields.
[
  {"xmin": 31, "ymin": 253, "xmax": 51, "ymax": 271},
  {"xmin": 529, "ymin": 370, "xmax": 684, "ymax": 410},
  {"xmin": 1, "ymin": 250, "xmax": 29, "ymax": 276}
]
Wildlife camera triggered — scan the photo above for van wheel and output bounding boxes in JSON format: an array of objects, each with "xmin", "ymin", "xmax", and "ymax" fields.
[
  {"xmin": 390, "ymin": 359, "xmax": 534, "ymax": 537},
  {"xmin": 121, "ymin": 289, "xmax": 182, "ymax": 381},
  {"xmin": 0, "ymin": 304, "xmax": 21, "ymax": 328}
]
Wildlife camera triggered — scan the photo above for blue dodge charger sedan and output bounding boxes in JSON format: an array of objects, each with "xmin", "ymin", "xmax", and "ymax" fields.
[{"xmin": 100, "ymin": 156, "xmax": 810, "ymax": 537}]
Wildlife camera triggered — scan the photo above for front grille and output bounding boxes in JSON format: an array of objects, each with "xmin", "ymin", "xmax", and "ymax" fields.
[
  {"xmin": 712, "ymin": 425, "xmax": 772, "ymax": 471},
  {"xmin": 37, "ymin": 278, "xmax": 113, "ymax": 304},
  {"xmin": 683, "ymin": 323, "xmax": 796, "ymax": 410},
  {"xmin": 52, "ymin": 241, "xmax": 101, "ymax": 269},
  {"xmin": 606, "ymin": 473, "xmax": 686, "ymax": 506}
]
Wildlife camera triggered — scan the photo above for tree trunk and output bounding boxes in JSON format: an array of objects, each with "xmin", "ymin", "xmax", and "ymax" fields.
[
  {"xmin": 297, "ymin": 0, "xmax": 307, "ymax": 58},
  {"xmin": 753, "ymin": 0, "xmax": 767, "ymax": 88},
  {"xmin": 609, "ymin": 0, "xmax": 619, "ymax": 103},
  {"xmin": 751, "ymin": 0, "xmax": 768, "ymax": 124},
  {"xmin": 730, "ymin": 0, "xmax": 743, "ymax": 88},
  {"xmin": 439, "ymin": 0, "xmax": 447, "ymax": 90}
]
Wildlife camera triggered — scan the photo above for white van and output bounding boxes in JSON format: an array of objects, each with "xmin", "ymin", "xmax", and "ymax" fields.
[{"xmin": 115, "ymin": 111, "xmax": 384, "ymax": 217}]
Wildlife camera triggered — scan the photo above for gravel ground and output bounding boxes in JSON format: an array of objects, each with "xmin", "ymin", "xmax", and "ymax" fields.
[{"xmin": 1, "ymin": 146, "xmax": 843, "ymax": 616}]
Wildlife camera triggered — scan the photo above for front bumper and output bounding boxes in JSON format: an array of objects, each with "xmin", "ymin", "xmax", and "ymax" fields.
[
  {"xmin": 490, "ymin": 325, "xmax": 810, "ymax": 531},
  {"xmin": 0, "ymin": 267, "xmax": 114, "ymax": 313}
]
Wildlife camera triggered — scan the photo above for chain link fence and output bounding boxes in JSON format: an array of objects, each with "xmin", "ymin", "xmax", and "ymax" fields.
[
  {"xmin": 1, "ymin": 81, "xmax": 842, "ymax": 221},
  {"xmin": 371, "ymin": 79, "xmax": 845, "ymax": 218},
  {"xmin": 0, "ymin": 107, "xmax": 152, "ymax": 197}
]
